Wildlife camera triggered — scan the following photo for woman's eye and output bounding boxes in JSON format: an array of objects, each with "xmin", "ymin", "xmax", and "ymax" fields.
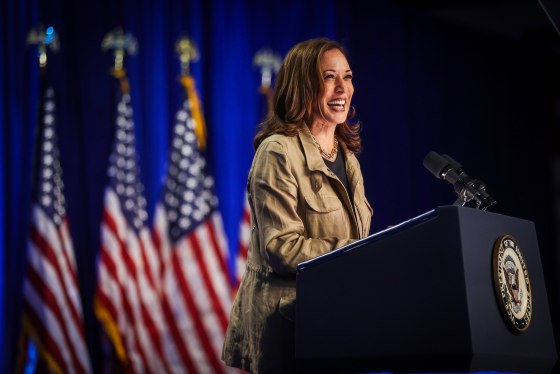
[
  {"xmin": 323, "ymin": 74, "xmax": 335, "ymax": 80},
  {"xmin": 345, "ymin": 74, "xmax": 353, "ymax": 80}
]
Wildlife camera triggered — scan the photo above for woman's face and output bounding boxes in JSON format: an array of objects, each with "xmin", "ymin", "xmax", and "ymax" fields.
[{"xmin": 317, "ymin": 48, "xmax": 354, "ymax": 126}]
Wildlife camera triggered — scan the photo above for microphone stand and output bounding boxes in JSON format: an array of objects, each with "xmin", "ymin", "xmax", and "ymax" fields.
[{"xmin": 424, "ymin": 151, "xmax": 497, "ymax": 211}]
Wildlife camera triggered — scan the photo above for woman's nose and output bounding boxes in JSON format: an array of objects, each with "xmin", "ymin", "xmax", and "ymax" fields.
[{"xmin": 335, "ymin": 77, "xmax": 345, "ymax": 92}]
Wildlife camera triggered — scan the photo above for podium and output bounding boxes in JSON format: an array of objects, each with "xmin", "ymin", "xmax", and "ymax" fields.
[{"xmin": 295, "ymin": 206, "xmax": 557, "ymax": 373}]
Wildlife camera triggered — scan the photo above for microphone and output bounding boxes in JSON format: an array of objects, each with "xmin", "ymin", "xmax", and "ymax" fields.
[{"xmin": 423, "ymin": 151, "xmax": 496, "ymax": 211}]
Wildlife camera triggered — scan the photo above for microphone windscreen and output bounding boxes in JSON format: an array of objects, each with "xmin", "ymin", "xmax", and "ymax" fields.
[
  {"xmin": 441, "ymin": 154, "xmax": 463, "ymax": 171},
  {"xmin": 423, "ymin": 151, "xmax": 449, "ymax": 179}
]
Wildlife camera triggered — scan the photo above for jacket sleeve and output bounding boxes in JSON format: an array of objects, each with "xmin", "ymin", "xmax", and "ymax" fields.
[{"xmin": 250, "ymin": 139, "xmax": 354, "ymax": 276}]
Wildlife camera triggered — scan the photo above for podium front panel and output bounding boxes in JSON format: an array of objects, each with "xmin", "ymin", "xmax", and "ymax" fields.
[{"xmin": 295, "ymin": 206, "xmax": 557, "ymax": 373}]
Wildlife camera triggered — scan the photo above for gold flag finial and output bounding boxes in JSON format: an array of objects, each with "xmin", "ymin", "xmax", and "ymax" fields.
[
  {"xmin": 175, "ymin": 36, "xmax": 199, "ymax": 76},
  {"xmin": 27, "ymin": 25, "xmax": 60, "ymax": 68},
  {"xmin": 101, "ymin": 28, "xmax": 138, "ymax": 73},
  {"xmin": 176, "ymin": 36, "xmax": 205, "ymax": 150}
]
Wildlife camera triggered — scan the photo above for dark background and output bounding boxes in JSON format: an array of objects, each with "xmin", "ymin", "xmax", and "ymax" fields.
[{"xmin": 2, "ymin": 0, "xmax": 560, "ymax": 372}]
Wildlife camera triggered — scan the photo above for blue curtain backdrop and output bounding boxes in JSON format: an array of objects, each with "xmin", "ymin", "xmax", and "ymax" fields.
[{"xmin": 2, "ymin": 0, "xmax": 560, "ymax": 373}]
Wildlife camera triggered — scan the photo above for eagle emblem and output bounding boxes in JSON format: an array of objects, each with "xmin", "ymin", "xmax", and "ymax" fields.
[{"xmin": 492, "ymin": 235, "xmax": 532, "ymax": 333}]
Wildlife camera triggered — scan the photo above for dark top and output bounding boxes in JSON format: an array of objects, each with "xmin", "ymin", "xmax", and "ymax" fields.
[{"xmin": 323, "ymin": 146, "xmax": 350, "ymax": 195}]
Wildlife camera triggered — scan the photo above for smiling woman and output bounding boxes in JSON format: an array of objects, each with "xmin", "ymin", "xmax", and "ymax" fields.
[{"xmin": 221, "ymin": 37, "xmax": 373, "ymax": 374}]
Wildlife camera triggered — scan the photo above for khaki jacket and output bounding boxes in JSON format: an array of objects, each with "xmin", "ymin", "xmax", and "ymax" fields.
[{"xmin": 222, "ymin": 126, "xmax": 373, "ymax": 373}]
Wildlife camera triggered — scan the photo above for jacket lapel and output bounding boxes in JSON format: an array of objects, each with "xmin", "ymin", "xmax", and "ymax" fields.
[
  {"xmin": 298, "ymin": 125, "xmax": 328, "ymax": 173},
  {"xmin": 297, "ymin": 126, "xmax": 361, "ymax": 234}
]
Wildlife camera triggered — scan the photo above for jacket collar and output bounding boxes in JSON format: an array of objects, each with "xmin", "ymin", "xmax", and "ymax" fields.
[
  {"xmin": 298, "ymin": 125, "xmax": 361, "ymax": 199},
  {"xmin": 298, "ymin": 125, "xmax": 327, "ymax": 173},
  {"xmin": 298, "ymin": 124, "xmax": 354, "ymax": 173}
]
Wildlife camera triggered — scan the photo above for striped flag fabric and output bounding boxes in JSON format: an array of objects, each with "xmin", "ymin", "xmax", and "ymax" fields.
[
  {"xmin": 21, "ymin": 85, "xmax": 92, "ymax": 374},
  {"xmin": 94, "ymin": 72, "xmax": 174, "ymax": 373},
  {"xmin": 153, "ymin": 75, "xmax": 234, "ymax": 373}
]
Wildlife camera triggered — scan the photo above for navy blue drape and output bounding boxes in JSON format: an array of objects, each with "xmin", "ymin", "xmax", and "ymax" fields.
[
  {"xmin": 2, "ymin": 0, "xmax": 41, "ymax": 371},
  {"xmin": 2, "ymin": 0, "xmax": 559, "ymax": 373},
  {"xmin": 346, "ymin": 6, "xmax": 559, "ymax": 373}
]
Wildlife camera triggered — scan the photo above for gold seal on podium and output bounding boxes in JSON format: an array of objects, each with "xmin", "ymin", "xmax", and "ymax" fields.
[{"xmin": 492, "ymin": 235, "xmax": 532, "ymax": 334}]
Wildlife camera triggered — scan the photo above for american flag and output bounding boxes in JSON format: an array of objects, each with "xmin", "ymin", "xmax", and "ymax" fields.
[
  {"xmin": 94, "ymin": 77, "xmax": 175, "ymax": 372},
  {"xmin": 153, "ymin": 75, "xmax": 233, "ymax": 373},
  {"xmin": 22, "ymin": 86, "xmax": 92, "ymax": 373}
]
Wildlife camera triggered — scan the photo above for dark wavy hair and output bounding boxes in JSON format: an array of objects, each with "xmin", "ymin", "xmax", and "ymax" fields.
[{"xmin": 253, "ymin": 37, "xmax": 361, "ymax": 153}]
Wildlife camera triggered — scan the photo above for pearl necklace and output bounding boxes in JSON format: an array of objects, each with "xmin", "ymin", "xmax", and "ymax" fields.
[{"xmin": 310, "ymin": 134, "xmax": 338, "ymax": 159}]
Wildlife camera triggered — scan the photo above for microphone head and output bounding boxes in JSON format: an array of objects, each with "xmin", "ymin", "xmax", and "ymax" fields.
[
  {"xmin": 423, "ymin": 151, "xmax": 449, "ymax": 179},
  {"xmin": 441, "ymin": 154, "xmax": 463, "ymax": 172}
]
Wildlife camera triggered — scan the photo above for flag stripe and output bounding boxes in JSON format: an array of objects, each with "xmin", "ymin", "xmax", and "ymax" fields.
[
  {"xmin": 137, "ymin": 230, "xmax": 158, "ymax": 292},
  {"xmin": 24, "ymin": 263, "xmax": 83, "ymax": 373},
  {"xmin": 206, "ymin": 214, "xmax": 234, "ymax": 315},
  {"xmin": 100, "ymin": 224, "xmax": 145, "ymax": 371},
  {"xmin": 23, "ymin": 299, "xmax": 68, "ymax": 374},
  {"xmin": 154, "ymin": 206, "xmax": 200, "ymax": 373},
  {"xmin": 205, "ymin": 217, "xmax": 231, "ymax": 287},
  {"xmin": 183, "ymin": 231, "xmax": 230, "ymax": 357},
  {"xmin": 57, "ymin": 221, "xmax": 80, "ymax": 299},
  {"xmin": 171, "ymin": 247, "xmax": 225, "ymax": 373},
  {"xmin": 22, "ymin": 85, "xmax": 91, "ymax": 373},
  {"xmin": 151, "ymin": 225, "xmax": 165, "ymax": 288},
  {"xmin": 162, "ymin": 232, "xmax": 214, "ymax": 373},
  {"xmin": 160, "ymin": 291, "xmax": 198, "ymax": 372},
  {"xmin": 29, "ymin": 223, "xmax": 86, "ymax": 343},
  {"xmin": 134, "ymin": 232, "xmax": 171, "ymax": 373},
  {"xmin": 28, "ymin": 212, "xmax": 90, "ymax": 372},
  {"xmin": 95, "ymin": 86, "xmax": 178, "ymax": 373},
  {"xmin": 189, "ymin": 230, "xmax": 229, "ymax": 330},
  {"xmin": 101, "ymin": 206, "xmax": 152, "ymax": 371},
  {"xmin": 150, "ymin": 81, "xmax": 235, "ymax": 373},
  {"xmin": 96, "ymin": 250, "xmax": 140, "ymax": 369},
  {"xmin": 59, "ymin": 219, "xmax": 78, "ymax": 275}
]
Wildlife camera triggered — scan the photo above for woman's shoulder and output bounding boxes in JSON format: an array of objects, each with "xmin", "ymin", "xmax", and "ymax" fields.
[
  {"xmin": 261, "ymin": 132, "xmax": 297, "ymax": 144},
  {"xmin": 252, "ymin": 133, "xmax": 305, "ymax": 170},
  {"xmin": 257, "ymin": 132, "xmax": 300, "ymax": 152}
]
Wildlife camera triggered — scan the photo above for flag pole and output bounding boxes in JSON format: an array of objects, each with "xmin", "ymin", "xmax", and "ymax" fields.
[
  {"xmin": 21, "ymin": 25, "xmax": 93, "ymax": 374},
  {"xmin": 25, "ymin": 25, "xmax": 60, "ymax": 186},
  {"xmin": 101, "ymin": 27, "xmax": 138, "ymax": 93},
  {"xmin": 153, "ymin": 36, "xmax": 233, "ymax": 372},
  {"xmin": 18, "ymin": 27, "xmax": 59, "ymax": 373},
  {"xmin": 95, "ymin": 27, "xmax": 138, "ymax": 366},
  {"xmin": 176, "ymin": 36, "xmax": 207, "ymax": 150},
  {"xmin": 26, "ymin": 25, "xmax": 60, "ymax": 71},
  {"xmin": 97, "ymin": 27, "xmax": 177, "ymax": 373}
]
